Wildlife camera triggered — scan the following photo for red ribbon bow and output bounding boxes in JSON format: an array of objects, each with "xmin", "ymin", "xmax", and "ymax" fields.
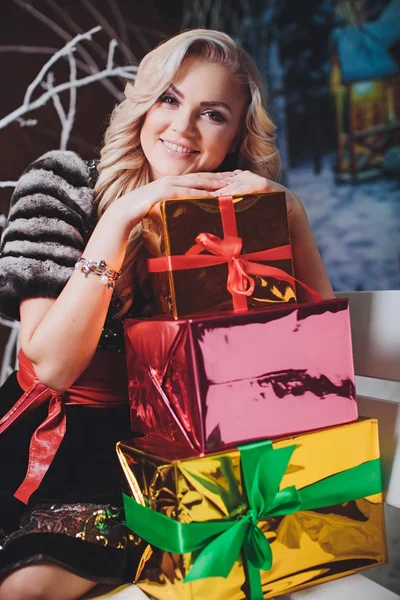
[{"xmin": 191, "ymin": 232, "xmax": 256, "ymax": 299}]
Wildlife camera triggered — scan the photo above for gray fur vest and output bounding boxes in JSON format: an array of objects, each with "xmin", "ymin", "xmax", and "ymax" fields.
[{"xmin": 0, "ymin": 150, "xmax": 96, "ymax": 319}]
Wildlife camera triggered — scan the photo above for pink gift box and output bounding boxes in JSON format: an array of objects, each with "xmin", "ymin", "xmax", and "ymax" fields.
[{"xmin": 124, "ymin": 299, "xmax": 358, "ymax": 452}]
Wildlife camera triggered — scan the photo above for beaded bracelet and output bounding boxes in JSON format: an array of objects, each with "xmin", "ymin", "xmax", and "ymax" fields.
[{"xmin": 74, "ymin": 257, "xmax": 120, "ymax": 289}]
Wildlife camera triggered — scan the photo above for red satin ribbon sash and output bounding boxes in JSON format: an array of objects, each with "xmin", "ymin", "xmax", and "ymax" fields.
[
  {"xmin": 148, "ymin": 195, "xmax": 322, "ymax": 310},
  {"xmin": 0, "ymin": 350, "xmax": 128, "ymax": 504}
]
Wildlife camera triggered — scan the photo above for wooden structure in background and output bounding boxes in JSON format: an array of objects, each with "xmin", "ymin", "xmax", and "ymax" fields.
[{"xmin": 330, "ymin": 0, "xmax": 400, "ymax": 181}]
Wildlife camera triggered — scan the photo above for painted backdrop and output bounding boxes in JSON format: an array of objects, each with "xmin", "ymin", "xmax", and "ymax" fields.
[{"xmin": 0, "ymin": 0, "xmax": 399, "ymax": 381}]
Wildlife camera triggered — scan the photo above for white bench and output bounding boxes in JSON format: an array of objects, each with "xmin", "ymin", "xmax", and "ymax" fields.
[{"xmin": 87, "ymin": 290, "xmax": 400, "ymax": 600}]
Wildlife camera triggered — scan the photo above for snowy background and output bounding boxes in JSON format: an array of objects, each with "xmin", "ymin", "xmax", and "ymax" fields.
[{"xmin": 289, "ymin": 156, "xmax": 400, "ymax": 292}]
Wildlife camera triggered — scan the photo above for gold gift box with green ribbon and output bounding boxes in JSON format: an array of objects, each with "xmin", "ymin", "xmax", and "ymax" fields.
[{"xmin": 119, "ymin": 419, "xmax": 386, "ymax": 599}]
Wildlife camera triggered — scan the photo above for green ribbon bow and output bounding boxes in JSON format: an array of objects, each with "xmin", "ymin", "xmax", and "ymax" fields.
[{"xmin": 123, "ymin": 440, "xmax": 382, "ymax": 600}]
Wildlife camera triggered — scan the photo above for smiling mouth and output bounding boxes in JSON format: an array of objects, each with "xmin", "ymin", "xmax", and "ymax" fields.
[{"xmin": 160, "ymin": 139, "xmax": 199, "ymax": 154}]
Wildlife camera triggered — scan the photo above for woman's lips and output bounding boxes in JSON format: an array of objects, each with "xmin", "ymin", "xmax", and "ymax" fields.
[{"xmin": 160, "ymin": 139, "xmax": 199, "ymax": 158}]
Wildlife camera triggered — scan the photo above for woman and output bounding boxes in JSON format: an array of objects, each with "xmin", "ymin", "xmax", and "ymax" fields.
[{"xmin": 0, "ymin": 28, "xmax": 334, "ymax": 600}]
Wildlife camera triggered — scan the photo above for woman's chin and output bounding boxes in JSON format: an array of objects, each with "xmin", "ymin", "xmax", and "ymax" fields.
[{"xmin": 152, "ymin": 164, "xmax": 198, "ymax": 178}]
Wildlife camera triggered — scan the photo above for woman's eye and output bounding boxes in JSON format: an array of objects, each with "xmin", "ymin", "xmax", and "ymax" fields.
[
  {"xmin": 159, "ymin": 94, "xmax": 179, "ymax": 106},
  {"xmin": 203, "ymin": 110, "xmax": 226, "ymax": 123}
]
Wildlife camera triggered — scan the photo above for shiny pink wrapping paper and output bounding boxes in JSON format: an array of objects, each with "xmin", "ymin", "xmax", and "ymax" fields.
[{"xmin": 124, "ymin": 299, "xmax": 358, "ymax": 452}]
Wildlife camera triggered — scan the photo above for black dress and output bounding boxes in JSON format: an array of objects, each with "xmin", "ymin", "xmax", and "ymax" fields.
[{"xmin": 0, "ymin": 151, "xmax": 143, "ymax": 583}]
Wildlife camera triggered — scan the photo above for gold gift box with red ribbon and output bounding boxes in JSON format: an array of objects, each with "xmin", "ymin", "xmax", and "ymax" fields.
[{"xmin": 147, "ymin": 192, "xmax": 298, "ymax": 318}]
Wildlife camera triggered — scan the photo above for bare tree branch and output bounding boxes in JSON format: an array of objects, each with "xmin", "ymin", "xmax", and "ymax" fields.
[
  {"xmin": 0, "ymin": 64, "xmax": 136, "ymax": 132},
  {"xmin": 12, "ymin": 0, "xmax": 124, "ymax": 100},
  {"xmin": 42, "ymin": 69, "xmax": 75, "ymax": 149},
  {"xmin": 17, "ymin": 117, "xmax": 38, "ymax": 127},
  {"xmin": 0, "ymin": 45, "xmax": 115, "ymax": 80},
  {"xmin": 24, "ymin": 25, "xmax": 101, "ymax": 105},
  {"xmin": 43, "ymin": 71, "xmax": 66, "ymax": 122},
  {"xmin": 0, "ymin": 27, "xmax": 137, "ymax": 132},
  {"xmin": 107, "ymin": 39, "xmax": 118, "ymax": 70},
  {"xmin": 0, "ymin": 182, "xmax": 18, "ymax": 188}
]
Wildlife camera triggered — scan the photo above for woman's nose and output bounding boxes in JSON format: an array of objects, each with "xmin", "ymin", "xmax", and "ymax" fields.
[{"xmin": 171, "ymin": 110, "xmax": 196, "ymax": 136}]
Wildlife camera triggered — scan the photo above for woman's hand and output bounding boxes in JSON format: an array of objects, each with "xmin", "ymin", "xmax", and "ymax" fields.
[
  {"xmin": 214, "ymin": 169, "xmax": 299, "ymax": 215},
  {"xmin": 214, "ymin": 169, "xmax": 268, "ymax": 196},
  {"xmin": 113, "ymin": 172, "xmax": 232, "ymax": 229}
]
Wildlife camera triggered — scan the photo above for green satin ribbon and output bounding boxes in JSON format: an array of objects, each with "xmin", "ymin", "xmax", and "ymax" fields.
[{"xmin": 123, "ymin": 440, "xmax": 382, "ymax": 600}]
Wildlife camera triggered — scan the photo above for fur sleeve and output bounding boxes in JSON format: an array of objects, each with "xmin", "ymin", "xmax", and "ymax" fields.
[{"xmin": 0, "ymin": 150, "xmax": 95, "ymax": 319}]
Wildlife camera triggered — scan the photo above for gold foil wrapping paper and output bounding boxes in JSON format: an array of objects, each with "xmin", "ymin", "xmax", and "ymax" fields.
[
  {"xmin": 147, "ymin": 192, "xmax": 296, "ymax": 318},
  {"xmin": 118, "ymin": 419, "xmax": 386, "ymax": 599}
]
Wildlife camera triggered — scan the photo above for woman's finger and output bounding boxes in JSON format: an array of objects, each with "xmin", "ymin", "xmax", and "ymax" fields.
[
  {"xmin": 212, "ymin": 184, "xmax": 247, "ymax": 195},
  {"xmin": 148, "ymin": 187, "xmax": 213, "ymax": 216},
  {"xmin": 173, "ymin": 176, "xmax": 230, "ymax": 190},
  {"xmin": 171, "ymin": 187, "xmax": 215, "ymax": 198},
  {"xmin": 170, "ymin": 172, "xmax": 232, "ymax": 184}
]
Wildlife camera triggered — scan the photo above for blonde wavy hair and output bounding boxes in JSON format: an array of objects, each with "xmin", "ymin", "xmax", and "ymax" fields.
[{"xmin": 94, "ymin": 28, "xmax": 281, "ymax": 318}]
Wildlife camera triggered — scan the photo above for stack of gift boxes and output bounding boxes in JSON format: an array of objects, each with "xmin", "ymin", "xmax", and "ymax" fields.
[{"xmin": 119, "ymin": 192, "xmax": 387, "ymax": 600}]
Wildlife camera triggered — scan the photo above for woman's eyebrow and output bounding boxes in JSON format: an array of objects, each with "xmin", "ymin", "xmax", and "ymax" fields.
[
  {"xmin": 170, "ymin": 84, "xmax": 184, "ymax": 98},
  {"xmin": 200, "ymin": 100, "xmax": 232, "ymax": 114},
  {"xmin": 170, "ymin": 84, "xmax": 232, "ymax": 114}
]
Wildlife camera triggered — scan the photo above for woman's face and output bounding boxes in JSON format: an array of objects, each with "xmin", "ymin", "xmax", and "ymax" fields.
[{"xmin": 140, "ymin": 57, "xmax": 248, "ymax": 180}]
